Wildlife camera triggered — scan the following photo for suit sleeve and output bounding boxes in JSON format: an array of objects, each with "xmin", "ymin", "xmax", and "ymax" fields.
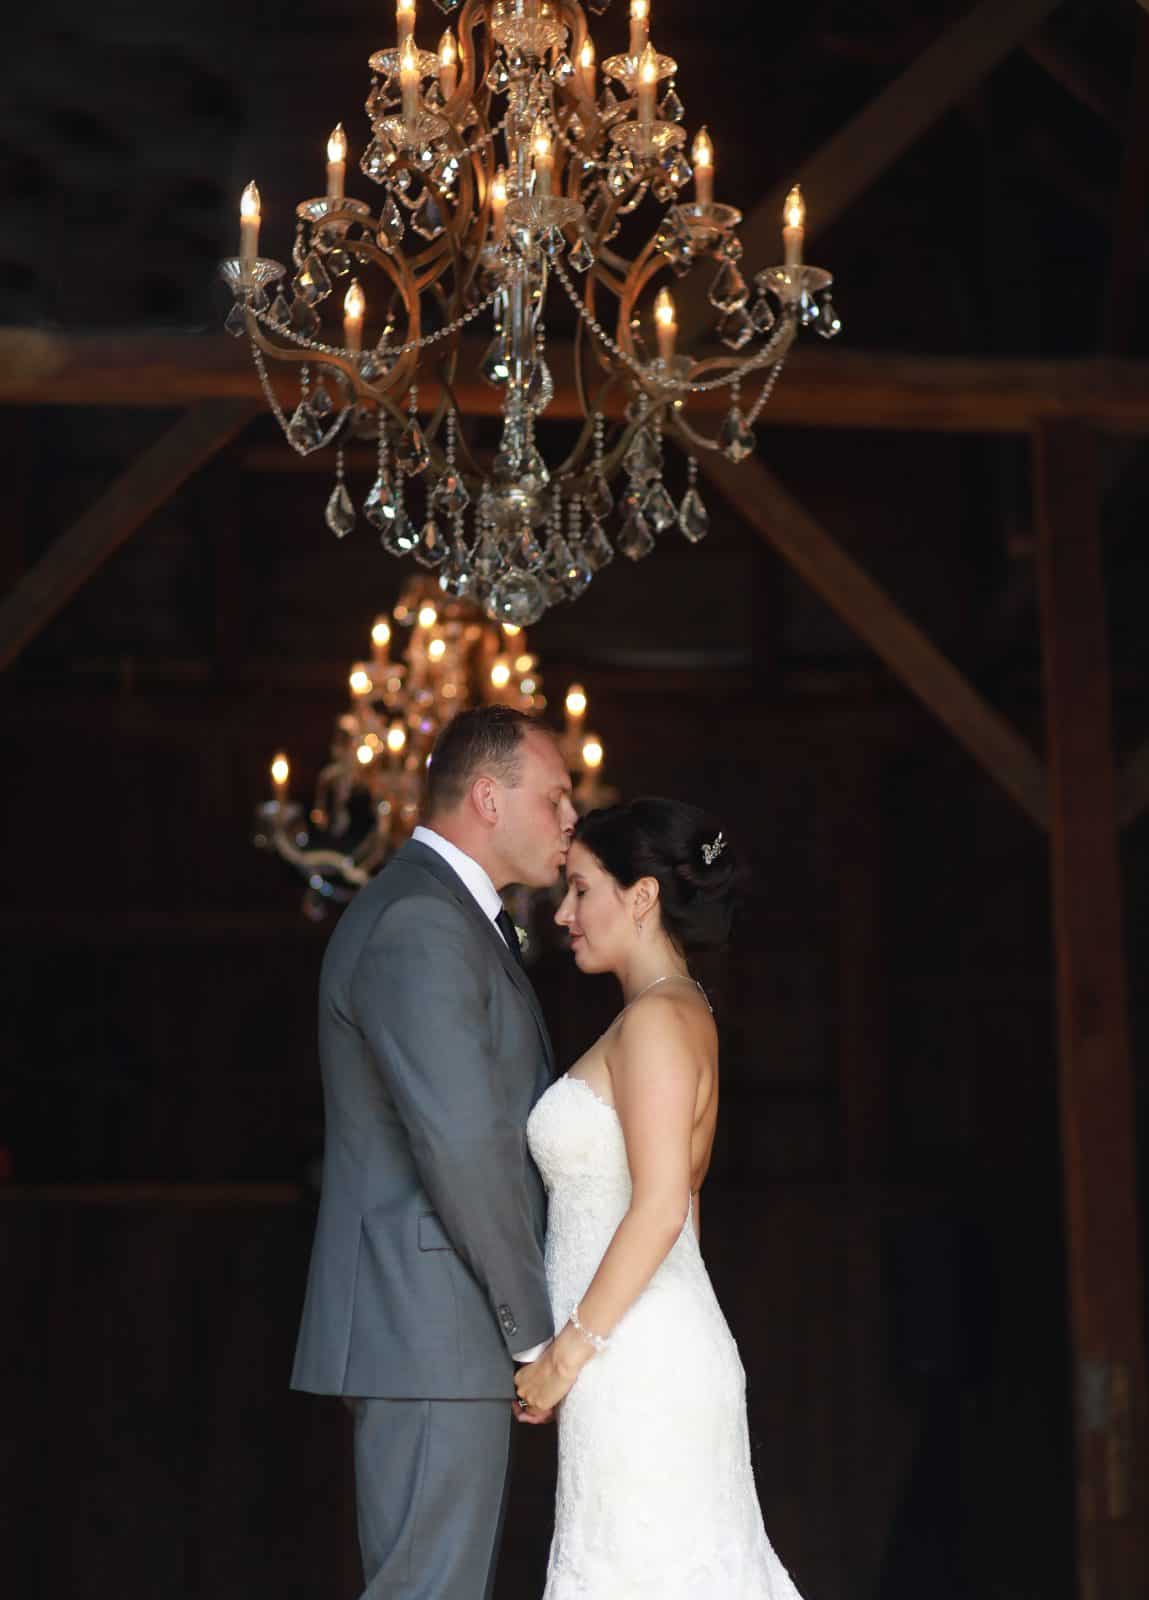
[{"xmin": 350, "ymin": 894, "xmax": 554, "ymax": 1356}]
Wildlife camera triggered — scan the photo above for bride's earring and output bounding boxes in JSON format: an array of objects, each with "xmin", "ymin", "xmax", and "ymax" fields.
[{"xmin": 634, "ymin": 914, "xmax": 644, "ymax": 935}]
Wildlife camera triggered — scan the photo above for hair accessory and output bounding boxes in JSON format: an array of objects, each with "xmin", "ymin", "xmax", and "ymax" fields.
[{"xmin": 701, "ymin": 831, "xmax": 726, "ymax": 866}]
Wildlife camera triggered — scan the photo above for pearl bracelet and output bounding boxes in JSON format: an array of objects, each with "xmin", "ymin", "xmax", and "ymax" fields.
[{"xmin": 569, "ymin": 1302, "xmax": 611, "ymax": 1354}]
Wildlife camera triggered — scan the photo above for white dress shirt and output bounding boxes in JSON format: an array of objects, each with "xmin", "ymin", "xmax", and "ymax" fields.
[{"xmin": 410, "ymin": 825, "xmax": 549, "ymax": 1363}]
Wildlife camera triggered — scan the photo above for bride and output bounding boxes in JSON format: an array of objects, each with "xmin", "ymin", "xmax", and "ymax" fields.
[{"xmin": 515, "ymin": 797, "xmax": 807, "ymax": 1600}]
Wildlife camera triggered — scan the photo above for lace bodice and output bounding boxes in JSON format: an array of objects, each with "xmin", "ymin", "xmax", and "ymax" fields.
[{"xmin": 526, "ymin": 1072, "xmax": 807, "ymax": 1600}]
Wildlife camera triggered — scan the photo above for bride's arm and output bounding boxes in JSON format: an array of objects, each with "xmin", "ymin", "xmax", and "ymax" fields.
[{"xmin": 515, "ymin": 997, "xmax": 701, "ymax": 1410}]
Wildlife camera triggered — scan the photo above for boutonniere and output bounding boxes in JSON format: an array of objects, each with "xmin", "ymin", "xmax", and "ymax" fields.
[{"xmin": 514, "ymin": 924, "xmax": 531, "ymax": 957}]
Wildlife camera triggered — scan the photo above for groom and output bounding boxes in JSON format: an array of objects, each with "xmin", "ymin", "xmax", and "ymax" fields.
[{"xmin": 292, "ymin": 704, "xmax": 577, "ymax": 1600}]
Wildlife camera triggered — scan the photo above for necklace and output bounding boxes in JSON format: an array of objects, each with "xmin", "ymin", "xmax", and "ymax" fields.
[{"xmin": 619, "ymin": 973, "xmax": 703, "ymax": 1015}]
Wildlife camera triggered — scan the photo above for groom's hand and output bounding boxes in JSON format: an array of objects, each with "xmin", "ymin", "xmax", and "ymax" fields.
[{"xmin": 512, "ymin": 1399, "xmax": 555, "ymax": 1425}]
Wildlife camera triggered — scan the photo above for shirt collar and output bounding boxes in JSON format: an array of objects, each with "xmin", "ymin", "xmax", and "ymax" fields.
[{"xmin": 411, "ymin": 825, "xmax": 503, "ymax": 924}]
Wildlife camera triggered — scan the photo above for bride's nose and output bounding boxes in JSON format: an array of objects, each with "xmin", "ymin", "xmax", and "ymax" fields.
[{"xmin": 554, "ymin": 892, "xmax": 574, "ymax": 928}]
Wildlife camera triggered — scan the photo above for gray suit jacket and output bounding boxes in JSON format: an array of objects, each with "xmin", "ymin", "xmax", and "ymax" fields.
[{"xmin": 291, "ymin": 838, "xmax": 555, "ymax": 1399}]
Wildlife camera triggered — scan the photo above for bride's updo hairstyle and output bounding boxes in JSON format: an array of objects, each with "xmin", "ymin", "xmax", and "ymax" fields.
[{"xmin": 573, "ymin": 797, "xmax": 741, "ymax": 953}]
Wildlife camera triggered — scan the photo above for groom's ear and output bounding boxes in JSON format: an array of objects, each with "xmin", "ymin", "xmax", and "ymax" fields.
[{"xmin": 469, "ymin": 774, "xmax": 499, "ymax": 826}]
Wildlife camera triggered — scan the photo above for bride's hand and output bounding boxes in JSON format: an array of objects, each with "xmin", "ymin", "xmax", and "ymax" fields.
[{"xmin": 514, "ymin": 1327, "xmax": 593, "ymax": 1413}]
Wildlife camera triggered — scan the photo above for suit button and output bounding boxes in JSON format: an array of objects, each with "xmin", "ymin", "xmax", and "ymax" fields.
[{"xmin": 497, "ymin": 1304, "xmax": 518, "ymax": 1336}]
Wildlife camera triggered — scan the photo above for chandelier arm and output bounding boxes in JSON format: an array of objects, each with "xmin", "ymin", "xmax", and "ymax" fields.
[
  {"xmin": 269, "ymin": 824, "xmax": 373, "ymax": 888},
  {"xmin": 442, "ymin": 0, "xmax": 488, "ymax": 128},
  {"xmin": 614, "ymin": 239, "xmax": 671, "ymax": 359}
]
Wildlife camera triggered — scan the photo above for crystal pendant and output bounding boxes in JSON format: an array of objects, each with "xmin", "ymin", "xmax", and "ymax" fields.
[
  {"xmin": 289, "ymin": 298, "xmax": 320, "ymax": 338},
  {"xmin": 816, "ymin": 295, "xmax": 843, "ymax": 339},
  {"xmin": 586, "ymin": 473, "xmax": 613, "ymax": 521},
  {"xmin": 360, "ymin": 137, "xmax": 395, "ymax": 182},
  {"xmin": 717, "ymin": 233, "xmax": 744, "ymax": 262},
  {"xmin": 294, "ymin": 251, "xmax": 332, "ymax": 305},
  {"xmin": 642, "ymin": 479, "xmax": 678, "ymax": 535},
  {"xmin": 224, "ymin": 301, "xmax": 249, "ymax": 338},
  {"xmin": 378, "ymin": 196, "xmax": 404, "ymax": 248},
  {"xmin": 486, "ymin": 571, "xmax": 547, "ymax": 627},
  {"xmin": 708, "ymin": 261, "xmax": 749, "ymax": 313},
  {"xmin": 560, "ymin": 543, "xmax": 594, "ymax": 600},
  {"xmin": 588, "ymin": 0, "xmax": 611, "ymax": 14},
  {"xmin": 411, "ymin": 193, "xmax": 445, "ymax": 240},
  {"xmin": 583, "ymin": 520, "xmax": 615, "ymax": 569},
  {"xmin": 552, "ymin": 51, "xmax": 575, "ymax": 84},
  {"xmin": 545, "ymin": 535, "xmax": 574, "ymax": 582},
  {"xmin": 624, "ymin": 427, "xmax": 661, "ymax": 483},
  {"xmin": 474, "ymin": 536, "xmax": 502, "ymax": 584},
  {"xmin": 433, "ymin": 0, "xmax": 461, "ymax": 11},
  {"xmin": 718, "ymin": 307, "xmax": 755, "ymax": 350},
  {"xmin": 598, "ymin": 85, "xmax": 620, "ymax": 118},
  {"xmin": 719, "ymin": 406, "xmax": 755, "ymax": 463},
  {"xmin": 439, "ymin": 538, "xmax": 473, "ymax": 599},
  {"xmin": 606, "ymin": 161, "xmax": 633, "ymax": 197},
  {"xmin": 286, "ymin": 399, "xmax": 325, "ymax": 454},
  {"xmin": 395, "ymin": 418, "xmax": 431, "ymax": 475},
  {"xmin": 678, "ymin": 485, "xmax": 710, "ymax": 543},
  {"xmin": 365, "ymin": 83, "xmax": 392, "ymax": 122},
  {"xmin": 415, "ymin": 515, "xmax": 447, "ymax": 567},
  {"xmin": 325, "ymin": 483, "xmax": 356, "ymax": 539},
  {"xmin": 381, "ymin": 509, "xmax": 420, "ymax": 557},
  {"xmin": 567, "ymin": 112, "xmax": 586, "ymax": 142},
  {"xmin": 568, "ymin": 235, "xmax": 595, "ymax": 273},
  {"xmin": 364, "ymin": 474, "xmax": 398, "ymax": 530},
  {"xmin": 480, "ymin": 334, "xmax": 511, "ymax": 386},
  {"xmin": 526, "ymin": 358, "xmax": 554, "ymax": 416},
  {"xmin": 617, "ymin": 510, "xmax": 656, "ymax": 561},
  {"xmin": 670, "ymin": 242, "xmax": 695, "ymax": 278},
  {"xmin": 749, "ymin": 293, "xmax": 776, "ymax": 334},
  {"xmin": 325, "ymin": 247, "xmax": 351, "ymax": 278},
  {"xmin": 513, "ymin": 526, "xmax": 546, "ymax": 570},
  {"xmin": 431, "ymin": 467, "xmax": 471, "ymax": 516},
  {"xmin": 310, "ymin": 383, "xmax": 334, "ymax": 420},
  {"xmin": 486, "ymin": 54, "xmax": 510, "ymax": 93},
  {"xmin": 662, "ymin": 150, "xmax": 693, "ymax": 190},
  {"xmin": 660, "ymin": 87, "xmax": 684, "ymax": 122},
  {"xmin": 268, "ymin": 291, "xmax": 291, "ymax": 328}
]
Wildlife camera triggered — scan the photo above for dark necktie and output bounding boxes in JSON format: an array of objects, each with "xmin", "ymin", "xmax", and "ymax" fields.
[{"xmin": 494, "ymin": 907, "xmax": 525, "ymax": 968}]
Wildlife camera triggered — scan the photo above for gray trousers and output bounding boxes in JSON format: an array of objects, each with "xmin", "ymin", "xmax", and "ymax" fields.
[{"xmin": 348, "ymin": 1399, "xmax": 514, "ymax": 1600}]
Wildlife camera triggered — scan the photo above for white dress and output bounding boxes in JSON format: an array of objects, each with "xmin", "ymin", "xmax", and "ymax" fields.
[{"xmin": 526, "ymin": 1071, "xmax": 808, "ymax": 1600}]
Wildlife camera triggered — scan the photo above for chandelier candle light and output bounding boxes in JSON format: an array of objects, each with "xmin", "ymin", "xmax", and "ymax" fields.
[
  {"xmin": 220, "ymin": 0, "xmax": 840, "ymax": 627},
  {"xmin": 256, "ymin": 577, "xmax": 607, "ymax": 913}
]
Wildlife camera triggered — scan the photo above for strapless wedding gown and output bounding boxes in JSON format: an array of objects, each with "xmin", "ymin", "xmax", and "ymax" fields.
[{"xmin": 526, "ymin": 1072, "xmax": 807, "ymax": 1600}]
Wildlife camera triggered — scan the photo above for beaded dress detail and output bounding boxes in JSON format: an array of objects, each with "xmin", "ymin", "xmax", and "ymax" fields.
[{"xmin": 526, "ymin": 1071, "xmax": 807, "ymax": 1600}]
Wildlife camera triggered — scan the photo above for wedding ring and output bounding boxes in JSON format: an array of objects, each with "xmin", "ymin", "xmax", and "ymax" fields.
[{"xmin": 516, "ymin": 1396, "xmax": 530, "ymax": 1411}]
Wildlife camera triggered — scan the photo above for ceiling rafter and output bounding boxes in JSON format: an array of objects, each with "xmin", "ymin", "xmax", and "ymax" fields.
[
  {"xmin": 694, "ymin": 447, "xmax": 1049, "ymax": 827},
  {"xmin": 0, "ymin": 400, "xmax": 255, "ymax": 671}
]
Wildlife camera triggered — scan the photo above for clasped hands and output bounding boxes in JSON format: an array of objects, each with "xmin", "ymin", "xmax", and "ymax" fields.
[{"xmin": 513, "ymin": 1324, "xmax": 595, "ymax": 1423}]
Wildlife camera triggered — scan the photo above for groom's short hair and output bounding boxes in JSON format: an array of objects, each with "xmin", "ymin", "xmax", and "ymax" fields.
[{"xmin": 424, "ymin": 705, "xmax": 541, "ymax": 816}]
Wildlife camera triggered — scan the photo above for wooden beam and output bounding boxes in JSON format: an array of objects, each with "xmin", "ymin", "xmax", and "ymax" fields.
[
  {"xmin": 1033, "ymin": 419, "xmax": 1149, "ymax": 1599},
  {"xmin": 697, "ymin": 450, "xmax": 1050, "ymax": 826},
  {"xmin": 9, "ymin": 332, "xmax": 1149, "ymax": 434},
  {"xmin": 1117, "ymin": 737, "xmax": 1149, "ymax": 827},
  {"xmin": 1103, "ymin": 14, "xmax": 1149, "ymax": 354},
  {"xmin": 1024, "ymin": 30, "xmax": 1124, "ymax": 132},
  {"xmin": 679, "ymin": 0, "xmax": 1063, "ymax": 340},
  {"xmin": 0, "ymin": 401, "xmax": 254, "ymax": 670}
]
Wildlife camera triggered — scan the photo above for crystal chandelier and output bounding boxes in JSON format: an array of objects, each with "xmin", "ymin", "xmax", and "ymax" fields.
[
  {"xmin": 255, "ymin": 575, "xmax": 609, "ymax": 916},
  {"xmin": 220, "ymin": 0, "xmax": 839, "ymax": 627}
]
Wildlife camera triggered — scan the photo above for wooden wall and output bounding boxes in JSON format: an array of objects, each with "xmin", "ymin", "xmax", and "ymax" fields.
[{"xmin": 0, "ymin": 668, "xmax": 1093, "ymax": 1600}]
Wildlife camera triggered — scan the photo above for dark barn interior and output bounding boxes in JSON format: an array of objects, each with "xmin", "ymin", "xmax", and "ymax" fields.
[{"xmin": 1, "ymin": 1, "xmax": 1148, "ymax": 1596}]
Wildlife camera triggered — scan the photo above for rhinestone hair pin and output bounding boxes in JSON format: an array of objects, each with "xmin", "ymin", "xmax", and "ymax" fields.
[{"xmin": 701, "ymin": 831, "xmax": 726, "ymax": 866}]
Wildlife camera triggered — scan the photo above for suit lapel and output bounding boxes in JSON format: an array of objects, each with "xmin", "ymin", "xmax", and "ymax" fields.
[{"xmin": 394, "ymin": 840, "xmax": 556, "ymax": 1075}]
